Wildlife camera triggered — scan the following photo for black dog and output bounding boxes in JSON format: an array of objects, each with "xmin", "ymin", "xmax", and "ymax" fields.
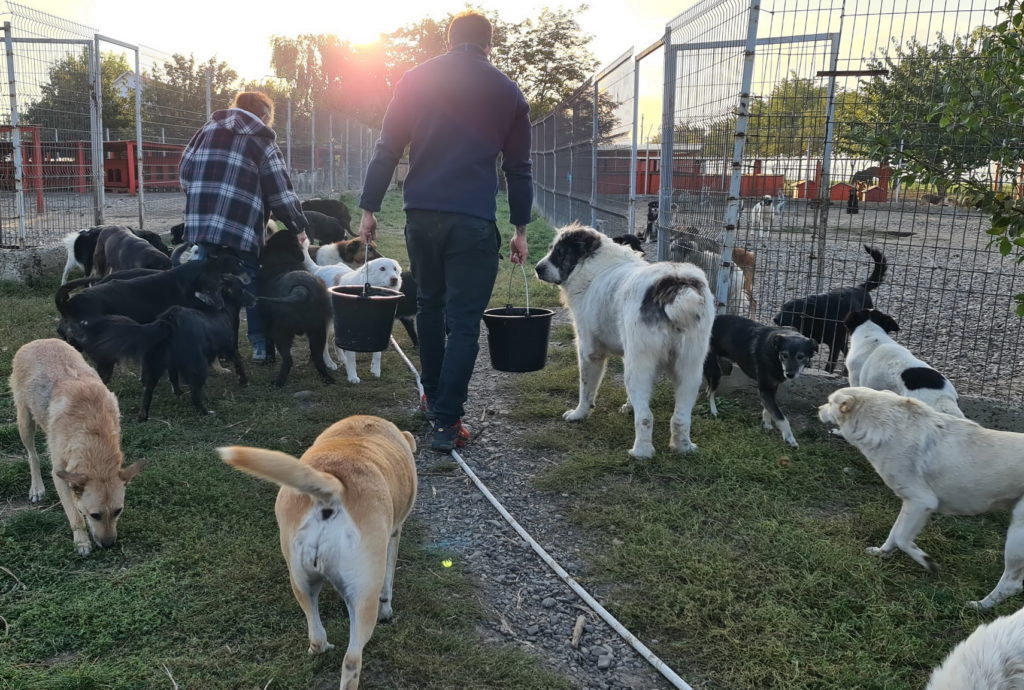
[
  {"xmin": 773, "ymin": 245, "xmax": 887, "ymax": 374},
  {"xmin": 256, "ymin": 228, "xmax": 334, "ymax": 387},
  {"xmin": 395, "ymin": 270, "xmax": 419, "ymax": 346},
  {"xmin": 137, "ymin": 275, "xmax": 254, "ymax": 420},
  {"xmin": 612, "ymin": 234, "xmax": 644, "ymax": 253},
  {"xmin": 59, "ymin": 314, "xmax": 173, "ymax": 384},
  {"xmin": 301, "ymin": 198, "xmax": 352, "ymax": 236},
  {"xmin": 703, "ymin": 314, "xmax": 817, "ymax": 447},
  {"xmin": 302, "ymin": 209, "xmax": 347, "ymax": 245},
  {"xmin": 93, "ymin": 225, "xmax": 172, "ymax": 275}
]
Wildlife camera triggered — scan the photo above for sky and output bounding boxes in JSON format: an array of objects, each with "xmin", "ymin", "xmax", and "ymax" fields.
[{"xmin": 26, "ymin": 0, "xmax": 681, "ymax": 80}]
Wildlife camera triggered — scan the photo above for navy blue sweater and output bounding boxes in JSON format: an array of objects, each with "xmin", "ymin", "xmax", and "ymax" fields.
[{"xmin": 359, "ymin": 44, "xmax": 533, "ymax": 226}]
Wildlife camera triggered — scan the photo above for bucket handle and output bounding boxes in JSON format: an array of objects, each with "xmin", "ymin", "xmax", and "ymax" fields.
[
  {"xmin": 504, "ymin": 262, "xmax": 532, "ymax": 315},
  {"xmin": 361, "ymin": 237, "xmax": 371, "ymax": 298}
]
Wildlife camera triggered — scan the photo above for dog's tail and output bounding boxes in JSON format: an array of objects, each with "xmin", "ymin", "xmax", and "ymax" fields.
[
  {"xmin": 218, "ymin": 447, "xmax": 343, "ymax": 504},
  {"xmin": 641, "ymin": 274, "xmax": 709, "ymax": 327},
  {"xmin": 55, "ymin": 275, "xmax": 102, "ymax": 316},
  {"xmin": 859, "ymin": 245, "xmax": 887, "ymax": 292},
  {"xmin": 256, "ymin": 285, "xmax": 311, "ymax": 304}
]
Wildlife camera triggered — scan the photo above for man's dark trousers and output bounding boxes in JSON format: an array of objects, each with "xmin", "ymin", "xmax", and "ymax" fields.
[{"xmin": 405, "ymin": 209, "xmax": 500, "ymax": 425}]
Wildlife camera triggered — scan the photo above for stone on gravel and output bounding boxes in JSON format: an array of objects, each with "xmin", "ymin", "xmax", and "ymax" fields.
[
  {"xmin": 597, "ymin": 655, "xmax": 613, "ymax": 670},
  {"xmin": 542, "ymin": 597, "xmax": 557, "ymax": 608}
]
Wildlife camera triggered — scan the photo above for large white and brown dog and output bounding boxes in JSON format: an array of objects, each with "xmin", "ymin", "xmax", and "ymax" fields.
[
  {"xmin": 536, "ymin": 223, "xmax": 715, "ymax": 458},
  {"xmin": 926, "ymin": 606, "xmax": 1024, "ymax": 689},
  {"xmin": 219, "ymin": 415, "xmax": 417, "ymax": 690},
  {"xmin": 10, "ymin": 339, "xmax": 145, "ymax": 555},
  {"xmin": 819, "ymin": 386, "xmax": 1024, "ymax": 609}
]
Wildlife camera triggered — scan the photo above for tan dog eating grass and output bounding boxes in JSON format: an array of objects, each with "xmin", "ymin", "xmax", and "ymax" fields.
[
  {"xmin": 219, "ymin": 415, "xmax": 417, "ymax": 690},
  {"xmin": 10, "ymin": 338, "xmax": 145, "ymax": 556}
]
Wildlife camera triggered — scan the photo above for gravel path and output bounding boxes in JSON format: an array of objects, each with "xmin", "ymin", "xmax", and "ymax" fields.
[{"xmin": 405, "ymin": 326, "xmax": 677, "ymax": 690}]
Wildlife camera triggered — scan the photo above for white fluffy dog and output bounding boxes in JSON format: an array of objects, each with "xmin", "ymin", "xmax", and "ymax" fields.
[
  {"xmin": 334, "ymin": 258, "xmax": 403, "ymax": 384},
  {"xmin": 536, "ymin": 223, "xmax": 715, "ymax": 458},
  {"xmin": 750, "ymin": 195, "xmax": 773, "ymax": 233},
  {"xmin": 844, "ymin": 309, "xmax": 964, "ymax": 417},
  {"xmin": 819, "ymin": 386, "xmax": 1024, "ymax": 609},
  {"xmin": 926, "ymin": 606, "xmax": 1024, "ymax": 689}
]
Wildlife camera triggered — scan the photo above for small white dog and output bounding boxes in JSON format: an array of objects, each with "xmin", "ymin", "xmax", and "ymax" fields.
[
  {"xmin": 750, "ymin": 195, "xmax": 773, "ymax": 234},
  {"xmin": 844, "ymin": 309, "xmax": 964, "ymax": 417},
  {"xmin": 926, "ymin": 606, "xmax": 1024, "ymax": 689},
  {"xmin": 536, "ymin": 223, "xmax": 715, "ymax": 458},
  {"xmin": 819, "ymin": 386, "xmax": 1024, "ymax": 609},
  {"xmin": 335, "ymin": 258, "xmax": 403, "ymax": 384}
]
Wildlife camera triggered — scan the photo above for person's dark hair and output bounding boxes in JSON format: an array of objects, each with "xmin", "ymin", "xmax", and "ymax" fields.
[
  {"xmin": 448, "ymin": 10, "xmax": 492, "ymax": 50},
  {"xmin": 231, "ymin": 91, "xmax": 275, "ymax": 126}
]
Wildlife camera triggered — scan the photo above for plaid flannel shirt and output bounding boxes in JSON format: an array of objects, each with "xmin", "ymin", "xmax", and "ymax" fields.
[{"xmin": 179, "ymin": 108, "xmax": 308, "ymax": 255}]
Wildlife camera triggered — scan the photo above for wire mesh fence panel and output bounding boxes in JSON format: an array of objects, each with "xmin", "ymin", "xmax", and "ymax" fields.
[
  {"xmin": 593, "ymin": 50, "xmax": 634, "ymax": 236},
  {"xmin": 0, "ymin": 4, "xmax": 97, "ymax": 245}
]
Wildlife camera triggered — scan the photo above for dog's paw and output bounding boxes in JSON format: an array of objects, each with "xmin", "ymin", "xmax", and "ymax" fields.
[
  {"xmin": 965, "ymin": 599, "xmax": 991, "ymax": 611},
  {"xmin": 308, "ymin": 640, "xmax": 335, "ymax": 655},
  {"xmin": 618, "ymin": 403, "xmax": 632, "ymax": 415},
  {"xmin": 323, "ymin": 358, "xmax": 339, "ymax": 371},
  {"xmin": 28, "ymin": 484, "xmax": 45, "ymax": 502},
  {"xmin": 563, "ymin": 407, "xmax": 590, "ymax": 422},
  {"xmin": 671, "ymin": 439, "xmax": 698, "ymax": 454},
  {"xmin": 347, "ymin": 374, "xmax": 362, "ymax": 384},
  {"xmin": 370, "ymin": 366, "xmax": 381, "ymax": 378},
  {"xmin": 864, "ymin": 546, "xmax": 891, "ymax": 558},
  {"xmin": 783, "ymin": 434, "xmax": 799, "ymax": 448},
  {"xmin": 628, "ymin": 443, "xmax": 655, "ymax": 459},
  {"xmin": 378, "ymin": 602, "xmax": 394, "ymax": 622},
  {"xmin": 74, "ymin": 539, "xmax": 92, "ymax": 557}
]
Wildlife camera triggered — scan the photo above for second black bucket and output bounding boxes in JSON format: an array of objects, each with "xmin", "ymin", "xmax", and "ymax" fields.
[
  {"xmin": 482, "ymin": 306, "xmax": 554, "ymax": 373},
  {"xmin": 329, "ymin": 285, "xmax": 404, "ymax": 353}
]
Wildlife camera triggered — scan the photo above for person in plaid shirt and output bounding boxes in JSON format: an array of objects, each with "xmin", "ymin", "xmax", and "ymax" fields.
[{"xmin": 179, "ymin": 91, "xmax": 309, "ymax": 361}]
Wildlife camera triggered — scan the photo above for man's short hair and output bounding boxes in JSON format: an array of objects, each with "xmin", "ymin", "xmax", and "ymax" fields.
[
  {"xmin": 448, "ymin": 11, "xmax": 492, "ymax": 50},
  {"xmin": 231, "ymin": 91, "xmax": 275, "ymax": 127}
]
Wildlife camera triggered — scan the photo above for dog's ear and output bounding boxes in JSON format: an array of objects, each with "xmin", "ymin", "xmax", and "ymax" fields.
[
  {"xmin": 401, "ymin": 430, "xmax": 417, "ymax": 454},
  {"xmin": 809, "ymin": 338, "xmax": 819, "ymax": 355},
  {"xmin": 56, "ymin": 470, "xmax": 90, "ymax": 495},
  {"xmin": 837, "ymin": 394, "xmax": 856, "ymax": 415},
  {"xmin": 119, "ymin": 460, "xmax": 147, "ymax": 484}
]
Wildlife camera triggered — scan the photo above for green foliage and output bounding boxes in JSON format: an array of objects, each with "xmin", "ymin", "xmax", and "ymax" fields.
[
  {"xmin": 142, "ymin": 55, "xmax": 239, "ymax": 144},
  {"xmin": 855, "ymin": 1, "xmax": 1024, "ymax": 315},
  {"xmin": 22, "ymin": 51, "xmax": 134, "ymax": 139}
]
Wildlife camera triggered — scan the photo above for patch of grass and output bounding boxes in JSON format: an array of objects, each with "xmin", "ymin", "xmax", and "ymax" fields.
[
  {"xmin": 517, "ymin": 326, "xmax": 1010, "ymax": 689},
  {"xmin": 0, "ymin": 190, "xmax": 572, "ymax": 689}
]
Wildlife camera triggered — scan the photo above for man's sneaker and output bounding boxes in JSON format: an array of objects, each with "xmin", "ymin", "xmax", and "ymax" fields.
[
  {"xmin": 251, "ymin": 343, "xmax": 267, "ymax": 362},
  {"xmin": 431, "ymin": 419, "xmax": 470, "ymax": 452}
]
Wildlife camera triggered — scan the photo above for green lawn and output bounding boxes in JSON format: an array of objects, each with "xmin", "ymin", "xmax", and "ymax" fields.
[
  {"xmin": 0, "ymin": 191, "xmax": 570, "ymax": 690},
  {"xmin": 515, "ymin": 323, "xmax": 1012, "ymax": 689}
]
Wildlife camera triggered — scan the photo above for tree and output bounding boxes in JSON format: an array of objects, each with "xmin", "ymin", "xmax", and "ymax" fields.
[
  {"xmin": 22, "ymin": 50, "xmax": 134, "ymax": 140},
  {"xmin": 746, "ymin": 74, "xmax": 829, "ymax": 158},
  {"xmin": 857, "ymin": 3, "xmax": 1024, "ymax": 314},
  {"xmin": 143, "ymin": 54, "xmax": 238, "ymax": 144}
]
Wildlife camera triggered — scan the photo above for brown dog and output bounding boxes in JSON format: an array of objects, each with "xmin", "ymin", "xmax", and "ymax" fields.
[
  {"xmin": 731, "ymin": 247, "xmax": 757, "ymax": 317},
  {"xmin": 10, "ymin": 339, "xmax": 145, "ymax": 555},
  {"xmin": 309, "ymin": 238, "xmax": 382, "ymax": 268},
  {"xmin": 219, "ymin": 415, "xmax": 417, "ymax": 690}
]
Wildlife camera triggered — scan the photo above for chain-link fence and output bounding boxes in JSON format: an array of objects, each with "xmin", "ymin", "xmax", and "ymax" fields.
[
  {"xmin": 532, "ymin": 0, "xmax": 1024, "ymax": 404},
  {"xmin": 0, "ymin": 2, "xmax": 375, "ymax": 246}
]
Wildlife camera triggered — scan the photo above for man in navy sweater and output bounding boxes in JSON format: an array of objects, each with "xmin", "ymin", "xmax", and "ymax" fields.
[{"xmin": 358, "ymin": 11, "xmax": 533, "ymax": 451}]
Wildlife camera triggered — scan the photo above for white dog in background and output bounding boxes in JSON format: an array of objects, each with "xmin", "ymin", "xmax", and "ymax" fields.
[
  {"xmin": 926, "ymin": 606, "xmax": 1024, "ymax": 689},
  {"xmin": 819, "ymin": 386, "xmax": 1024, "ymax": 609},
  {"xmin": 536, "ymin": 223, "xmax": 715, "ymax": 459},
  {"xmin": 750, "ymin": 195, "xmax": 773, "ymax": 234},
  {"xmin": 844, "ymin": 309, "xmax": 964, "ymax": 417},
  {"xmin": 334, "ymin": 258, "xmax": 403, "ymax": 384}
]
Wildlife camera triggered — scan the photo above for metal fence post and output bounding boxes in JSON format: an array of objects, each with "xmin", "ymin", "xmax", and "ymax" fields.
[
  {"xmin": 204, "ymin": 65, "xmax": 212, "ymax": 120},
  {"xmin": 628, "ymin": 57, "xmax": 641, "ymax": 237},
  {"xmin": 91, "ymin": 35, "xmax": 105, "ymax": 225},
  {"xmin": 286, "ymin": 95, "xmax": 292, "ymax": 170},
  {"xmin": 3, "ymin": 22, "xmax": 24, "ymax": 246},
  {"xmin": 657, "ymin": 25, "xmax": 677, "ymax": 261},
  {"xmin": 328, "ymin": 113, "xmax": 334, "ymax": 192},
  {"xmin": 311, "ymin": 107, "xmax": 316, "ymax": 191},
  {"xmin": 717, "ymin": 0, "xmax": 761, "ymax": 311},
  {"xmin": 134, "ymin": 46, "xmax": 144, "ymax": 229},
  {"xmin": 344, "ymin": 117, "xmax": 350, "ymax": 189},
  {"xmin": 814, "ymin": 30, "xmax": 843, "ymax": 292},
  {"xmin": 590, "ymin": 80, "xmax": 599, "ymax": 228}
]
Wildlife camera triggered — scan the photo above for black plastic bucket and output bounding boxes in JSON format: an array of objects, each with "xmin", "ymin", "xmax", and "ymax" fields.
[
  {"xmin": 329, "ymin": 285, "xmax": 404, "ymax": 352},
  {"xmin": 482, "ymin": 306, "xmax": 554, "ymax": 373}
]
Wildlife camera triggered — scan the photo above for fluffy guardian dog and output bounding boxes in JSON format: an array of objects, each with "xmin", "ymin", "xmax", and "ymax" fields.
[
  {"xmin": 536, "ymin": 224, "xmax": 715, "ymax": 458},
  {"xmin": 219, "ymin": 415, "xmax": 417, "ymax": 690},
  {"xmin": 845, "ymin": 309, "xmax": 964, "ymax": 417},
  {"xmin": 333, "ymin": 259, "xmax": 403, "ymax": 384},
  {"xmin": 774, "ymin": 245, "xmax": 887, "ymax": 374},
  {"xmin": 818, "ymin": 387, "xmax": 1024, "ymax": 609},
  {"xmin": 10, "ymin": 339, "xmax": 145, "ymax": 555},
  {"xmin": 926, "ymin": 606, "xmax": 1024, "ymax": 689},
  {"xmin": 703, "ymin": 315, "xmax": 817, "ymax": 447}
]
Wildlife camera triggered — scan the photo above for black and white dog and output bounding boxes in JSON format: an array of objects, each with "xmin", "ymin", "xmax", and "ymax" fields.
[
  {"xmin": 774, "ymin": 245, "xmax": 887, "ymax": 374},
  {"xmin": 61, "ymin": 226, "xmax": 171, "ymax": 284},
  {"xmin": 844, "ymin": 309, "xmax": 964, "ymax": 417},
  {"xmin": 703, "ymin": 314, "xmax": 817, "ymax": 447}
]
